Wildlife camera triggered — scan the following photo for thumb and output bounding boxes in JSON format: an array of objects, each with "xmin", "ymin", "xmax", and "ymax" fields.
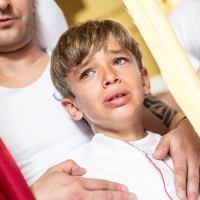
[
  {"xmin": 54, "ymin": 160, "xmax": 86, "ymax": 176},
  {"xmin": 153, "ymin": 134, "xmax": 170, "ymax": 160}
]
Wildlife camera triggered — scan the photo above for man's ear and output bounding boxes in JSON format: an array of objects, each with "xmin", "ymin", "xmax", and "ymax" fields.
[
  {"xmin": 141, "ymin": 67, "xmax": 150, "ymax": 94},
  {"xmin": 61, "ymin": 98, "xmax": 83, "ymax": 121}
]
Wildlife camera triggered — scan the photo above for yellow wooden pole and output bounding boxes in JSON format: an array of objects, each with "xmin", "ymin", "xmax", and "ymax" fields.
[{"xmin": 122, "ymin": 0, "xmax": 200, "ymax": 135}]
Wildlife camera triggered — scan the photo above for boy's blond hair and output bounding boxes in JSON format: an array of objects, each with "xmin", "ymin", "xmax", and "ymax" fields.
[{"xmin": 51, "ymin": 20, "xmax": 143, "ymax": 99}]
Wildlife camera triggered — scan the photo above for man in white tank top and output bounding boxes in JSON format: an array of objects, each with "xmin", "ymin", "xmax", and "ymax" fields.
[{"xmin": 0, "ymin": 0, "xmax": 200, "ymax": 200}]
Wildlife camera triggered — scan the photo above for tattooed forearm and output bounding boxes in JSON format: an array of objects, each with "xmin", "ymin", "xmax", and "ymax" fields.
[{"xmin": 143, "ymin": 93, "xmax": 177, "ymax": 127}]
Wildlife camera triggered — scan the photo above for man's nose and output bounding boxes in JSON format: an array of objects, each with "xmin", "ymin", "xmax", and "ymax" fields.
[{"xmin": 0, "ymin": 0, "xmax": 10, "ymax": 12}]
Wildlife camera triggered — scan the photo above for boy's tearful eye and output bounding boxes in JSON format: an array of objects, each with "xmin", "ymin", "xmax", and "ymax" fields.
[
  {"xmin": 80, "ymin": 69, "xmax": 95, "ymax": 79},
  {"xmin": 113, "ymin": 58, "xmax": 127, "ymax": 66}
]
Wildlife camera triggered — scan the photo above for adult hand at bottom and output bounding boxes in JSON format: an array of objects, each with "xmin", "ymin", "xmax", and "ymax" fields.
[{"xmin": 30, "ymin": 160, "xmax": 136, "ymax": 200}]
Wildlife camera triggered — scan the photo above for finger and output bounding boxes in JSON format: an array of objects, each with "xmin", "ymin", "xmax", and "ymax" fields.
[
  {"xmin": 79, "ymin": 177, "xmax": 129, "ymax": 192},
  {"xmin": 50, "ymin": 160, "xmax": 86, "ymax": 176},
  {"xmin": 152, "ymin": 134, "xmax": 170, "ymax": 160},
  {"xmin": 90, "ymin": 190, "xmax": 137, "ymax": 200},
  {"xmin": 186, "ymin": 161, "xmax": 199, "ymax": 200},
  {"xmin": 173, "ymin": 153, "xmax": 187, "ymax": 200}
]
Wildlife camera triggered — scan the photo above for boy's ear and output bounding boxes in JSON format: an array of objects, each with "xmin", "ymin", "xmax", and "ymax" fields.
[
  {"xmin": 141, "ymin": 67, "xmax": 150, "ymax": 95},
  {"xmin": 61, "ymin": 98, "xmax": 83, "ymax": 121}
]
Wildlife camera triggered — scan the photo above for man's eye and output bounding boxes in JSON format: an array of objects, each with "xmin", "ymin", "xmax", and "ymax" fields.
[
  {"xmin": 80, "ymin": 69, "xmax": 94, "ymax": 79},
  {"xmin": 113, "ymin": 58, "xmax": 126, "ymax": 66}
]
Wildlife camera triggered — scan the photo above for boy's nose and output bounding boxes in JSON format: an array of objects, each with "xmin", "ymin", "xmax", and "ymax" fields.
[
  {"xmin": 0, "ymin": 0, "xmax": 10, "ymax": 11},
  {"xmin": 102, "ymin": 68, "xmax": 121, "ymax": 88}
]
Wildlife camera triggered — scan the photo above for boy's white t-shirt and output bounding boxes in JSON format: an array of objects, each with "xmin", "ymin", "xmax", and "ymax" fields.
[
  {"xmin": 0, "ymin": 60, "xmax": 93, "ymax": 186},
  {"xmin": 82, "ymin": 132, "xmax": 181, "ymax": 200}
]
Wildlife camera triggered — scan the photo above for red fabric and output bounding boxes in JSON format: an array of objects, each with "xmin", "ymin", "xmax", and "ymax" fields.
[{"xmin": 0, "ymin": 138, "xmax": 35, "ymax": 200}]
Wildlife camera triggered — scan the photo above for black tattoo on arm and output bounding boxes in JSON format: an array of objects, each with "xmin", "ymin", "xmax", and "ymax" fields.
[{"xmin": 143, "ymin": 93, "xmax": 177, "ymax": 127}]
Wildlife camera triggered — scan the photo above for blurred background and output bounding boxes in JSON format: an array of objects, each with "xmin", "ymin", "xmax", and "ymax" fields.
[{"xmin": 54, "ymin": 0, "xmax": 180, "ymax": 92}]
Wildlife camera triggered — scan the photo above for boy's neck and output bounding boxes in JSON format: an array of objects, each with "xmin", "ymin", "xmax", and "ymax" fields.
[{"xmin": 93, "ymin": 120, "xmax": 146, "ymax": 143}]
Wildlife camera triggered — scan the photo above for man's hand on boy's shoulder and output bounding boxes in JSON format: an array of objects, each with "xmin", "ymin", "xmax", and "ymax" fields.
[
  {"xmin": 153, "ymin": 118, "xmax": 200, "ymax": 200},
  {"xmin": 30, "ymin": 159, "xmax": 137, "ymax": 200}
]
